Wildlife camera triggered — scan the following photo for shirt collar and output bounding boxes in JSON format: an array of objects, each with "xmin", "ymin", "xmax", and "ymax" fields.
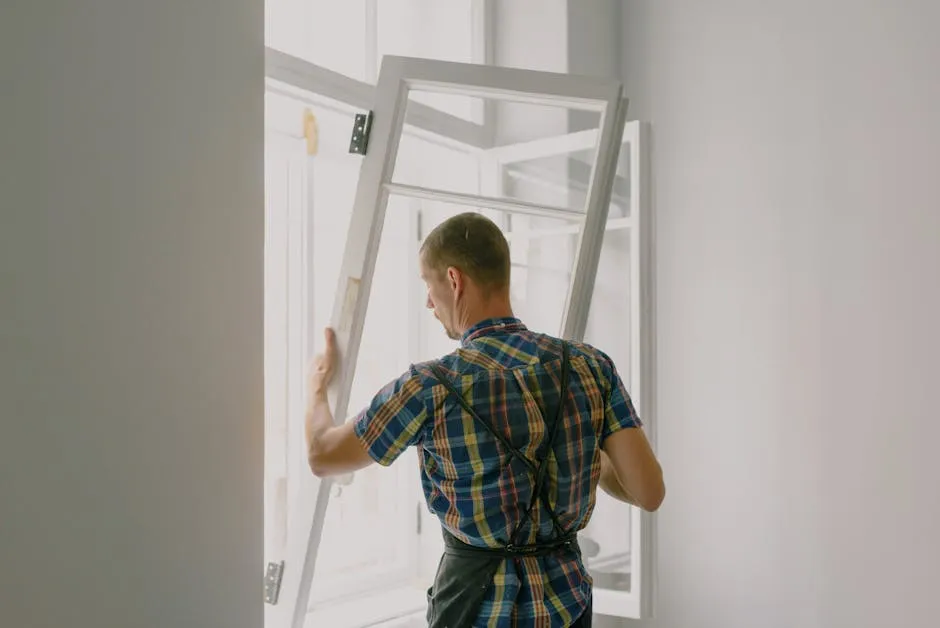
[{"xmin": 460, "ymin": 317, "xmax": 527, "ymax": 346}]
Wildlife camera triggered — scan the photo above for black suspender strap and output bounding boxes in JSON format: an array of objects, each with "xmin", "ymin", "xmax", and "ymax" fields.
[
  {"xmin": 428, "ymin": 341, "xmax": 573, "ymax": 556},
  {"xmin": 511, "ymin": 341, "xmax": 571, "ymax": 546}
]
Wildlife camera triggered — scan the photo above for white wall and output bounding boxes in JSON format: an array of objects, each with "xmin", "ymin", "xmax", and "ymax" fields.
[
  {"xmin": 615, "ymin": 1, "xmax": 940, "ymax": 627},
  {"xmin": 0, "ymin": 2, "xmax": 264, "ymax": 627}
]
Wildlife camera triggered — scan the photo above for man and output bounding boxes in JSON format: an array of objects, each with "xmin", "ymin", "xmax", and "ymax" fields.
[{"xmin": 306, "ymin": 212, "xmax": 665, "ymax": 627}]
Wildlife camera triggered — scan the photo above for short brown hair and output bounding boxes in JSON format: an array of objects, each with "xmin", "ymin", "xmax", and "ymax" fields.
[{"xmin": 419, "ymin": 212, "xmax": 511, "ymax": 292}]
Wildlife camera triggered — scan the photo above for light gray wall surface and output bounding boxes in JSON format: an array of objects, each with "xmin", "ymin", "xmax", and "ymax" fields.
[
  {"xmin": 0, "ymin": 2, "xmax": 264, "ymax": 627},
  {"xmin": 610, "ymin": 1, "xmax": 940, "ymax": 627},
  {"xmin": 5, "ymin": 1, "xmax": 938, "ymax": 627}
]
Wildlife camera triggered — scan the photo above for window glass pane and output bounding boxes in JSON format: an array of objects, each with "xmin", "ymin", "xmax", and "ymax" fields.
[
  {"xmin": 266, "ymin": 0, "xmax": 369, "ymax": 81},
  {"xmin": 393, "ymin": 91, "xmax": 603, "ymax": 215}
]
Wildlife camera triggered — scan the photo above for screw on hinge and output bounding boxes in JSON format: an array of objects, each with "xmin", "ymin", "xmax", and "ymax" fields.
[
  {"xmin": 264, "ymin": 560, "xmax": 285, "ymax": 605},
  {"xmin": 349, "ymin": 111, "xmax": 374, "ymax": 155}
]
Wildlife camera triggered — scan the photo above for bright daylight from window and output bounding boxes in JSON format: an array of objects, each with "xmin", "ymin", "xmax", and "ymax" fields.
[{"xmin": 263, "ymin": 2, "xmax": 654, "ymax": 627}]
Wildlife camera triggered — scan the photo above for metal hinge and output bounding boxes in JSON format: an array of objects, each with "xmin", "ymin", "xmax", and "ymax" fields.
[
  {"xmin": 349, "ymin": 111, "xmax": 374, "ymax": 155},
  {"xmin": 264, "ymin": 560, "xmax": 285, "ymax": 605}
]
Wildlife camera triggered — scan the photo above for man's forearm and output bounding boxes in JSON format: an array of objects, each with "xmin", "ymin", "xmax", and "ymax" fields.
[
  {"xmin": 305, "ymin": 389, "xmax": 334, "ymax": 462},
  {"xmin": 599, "ymin": 450, "xmax": 640, "ymax": 506}
]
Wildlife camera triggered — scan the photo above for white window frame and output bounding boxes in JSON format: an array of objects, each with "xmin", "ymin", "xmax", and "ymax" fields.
[
  {"xmin": 263, "ymin": 38, "xmax": 656, "ymax": 628},
  {"xmin": 266, "ymin": 54, "xmax": 630, "ymax": 628}
]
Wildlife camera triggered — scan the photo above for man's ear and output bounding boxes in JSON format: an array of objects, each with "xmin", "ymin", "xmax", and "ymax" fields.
[{"xmin": 447, "ymin": 267, "xmax": 463, "ymax": 295}]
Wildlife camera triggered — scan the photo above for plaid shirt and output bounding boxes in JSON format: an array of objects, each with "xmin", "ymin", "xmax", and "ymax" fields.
[{"xmin": 353, "ymin": 317, "xmax": 642, "ymax": 627}]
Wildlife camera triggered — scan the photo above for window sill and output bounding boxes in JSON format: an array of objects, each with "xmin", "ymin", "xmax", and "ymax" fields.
[{"xmin": 305, "ymin": 584, "xmax": 427, "ymax": 628}]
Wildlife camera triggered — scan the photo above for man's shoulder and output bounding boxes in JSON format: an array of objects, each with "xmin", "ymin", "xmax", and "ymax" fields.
[
  {"xmin": 568, "ymin": 339, "xmax": 616, "ymax": 369},
  {"xmin": 405, "ymin": 332, "xmax": 617, "ymax": 382},
  {"xmin": 521, "ymin": 331, "xmax": 615, "ymax": 370},
  {"xmin": 410, "ymin": 350, "xmax": 479, "ymax": 381},
  {"xmin": 523, "ymin": 335, "xmax": 621, "ymax": 397}
]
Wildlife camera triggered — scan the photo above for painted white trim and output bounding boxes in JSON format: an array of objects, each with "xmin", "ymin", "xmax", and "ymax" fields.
[
  {"xmin": 266, "ymin": 48, "xmax": 373, "ymax": 111},
  {"xmin": 265, "ymin": 81, "xmax": 481, "ymax": 157},
  {"xmin": 266, "ymin": 48, "xmax": 489, "ymax": 148}
]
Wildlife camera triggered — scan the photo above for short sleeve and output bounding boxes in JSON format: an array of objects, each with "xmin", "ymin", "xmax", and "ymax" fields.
[
  {"xmin": 601, "ymin": 356, "xmax": 643, "ymax": 442},
  {"xmin": 352, "ymin": 367, "xmax": 428, "ymax": 466}
]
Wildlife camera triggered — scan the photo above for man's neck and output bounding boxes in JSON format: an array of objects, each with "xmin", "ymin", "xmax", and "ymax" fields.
[{"xmin": 459, "ymin": 304, "xmax": 515, "ymax": 336}]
